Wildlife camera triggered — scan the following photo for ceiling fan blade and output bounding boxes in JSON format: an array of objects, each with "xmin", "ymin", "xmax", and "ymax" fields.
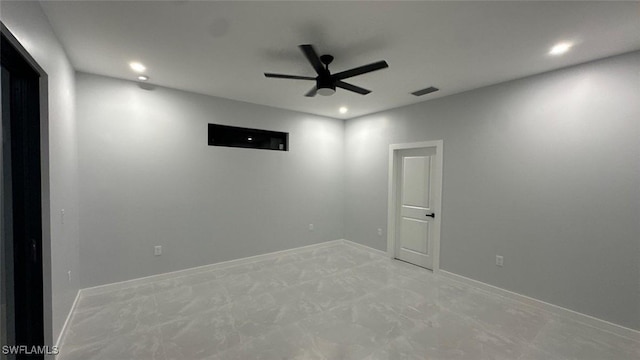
[
  {"xmin": 264, "ymin": 73, "xmax": 315, "ymax": 80},
  {"xmin": 335, "ymin": 81, "xmax": 371, "ymax": 95},
  {"xmin": 332, "ymin": 60, "xmax": 389, "ymax": 80},
  {"xmin": 299, "ymin": 44, "xmax": 325, "ymax": 75},
  {"xmin": 305, "ymin": 86, "xmax": 317, "ymax": 97}
]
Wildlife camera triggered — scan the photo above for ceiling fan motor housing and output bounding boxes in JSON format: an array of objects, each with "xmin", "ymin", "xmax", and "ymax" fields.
[{"xmin": 317, "ymin": 76, "xmax": 336, "ymax": 96}]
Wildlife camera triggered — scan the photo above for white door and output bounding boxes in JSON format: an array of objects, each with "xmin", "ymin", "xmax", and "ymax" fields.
[{"xmin": 395, "ymin": 147, "xmax": 438, "ymax": 269}]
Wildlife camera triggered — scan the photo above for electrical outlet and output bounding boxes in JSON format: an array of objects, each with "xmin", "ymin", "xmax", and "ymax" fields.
[
  {"xmin": 61, "ymin": 209, "xmax": 65, "ymax": 224},
  {"xmin": 496, "ymin": 255, "xmax": 504, "ymax": 267},
  {"xmin": 308, "ymin": 224, "xmax": 314, "ymax": 231},
  {"xmin": 67, "ymin": 270, "xmax": 71, "ymax": 283},
  {"xmin": 154, "ymin": 246, "xmax": 162, "ymax": 256},
  {"xmin": 377, "ymin": 228, "xmax": 383, "ymax": 236}
]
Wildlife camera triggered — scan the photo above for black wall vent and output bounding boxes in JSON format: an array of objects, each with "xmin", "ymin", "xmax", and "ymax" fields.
[
  {"xmin": 411, "ymin": 86, "xmax": 439, "ymax": 96},
  {"xmin": 208, "ymin": 124, "xmax": 288, "ymax": 151}
]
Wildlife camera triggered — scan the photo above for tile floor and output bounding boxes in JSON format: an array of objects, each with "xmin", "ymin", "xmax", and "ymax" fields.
[{"xmin": 58, "ymin": 243, "xmax": 640, "ymax": 360}]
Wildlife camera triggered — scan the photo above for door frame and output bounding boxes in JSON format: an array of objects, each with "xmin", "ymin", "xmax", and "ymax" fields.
[
  {"xmin": 1, "ymin": 22, "xmax": 53, "ymax": 350},
  {"xmin": 387, "ymin": 140, "xmax": 443, "ymax": 272}
]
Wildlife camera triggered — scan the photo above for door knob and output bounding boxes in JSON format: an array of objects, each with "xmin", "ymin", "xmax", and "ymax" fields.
[{"xmin": 425, "ymin": 213, "xmax": 435, "ymax": 218}]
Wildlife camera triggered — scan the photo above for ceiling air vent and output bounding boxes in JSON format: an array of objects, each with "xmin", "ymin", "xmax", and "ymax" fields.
[{"xmin": 411, "ymin": 86, "xmax": 439, "ymax": 96}]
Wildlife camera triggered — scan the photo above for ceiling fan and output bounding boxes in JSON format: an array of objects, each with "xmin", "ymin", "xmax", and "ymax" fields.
[{"xmin": 264, "ymin": 44, "xmax": 389, "ymax": 97}]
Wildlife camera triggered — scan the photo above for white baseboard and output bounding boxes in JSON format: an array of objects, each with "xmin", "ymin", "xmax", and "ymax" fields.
[
  {"xmin": 54, "ymin": 289, "xmax": 80, "ymax": 350},
  {"xmin": 438, "ymin": 270, "xmax": 639, "ymax": 342},
  {"xmin": 55, "ymin": 240, "xmax": 345, "ymax": 353},
  {"xmin": 81, "ymin": 239, "xmax": 343, "ymax": 297},
  {"xmin": 341, "ymin": 239, "xmax": 388, "ymax": 257},
  {"xmin": 58, "ymin": 238, "xmax": 640, "ymax": 347},
  {"xmin": 341, "ymin": 239, "xmax": 639, "ymax": 343}
]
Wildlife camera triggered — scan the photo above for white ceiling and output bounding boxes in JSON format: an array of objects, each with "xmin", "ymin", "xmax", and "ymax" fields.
[{"xmin": 40, "ymin": 0, "xmax": 640, "ymax": 119}]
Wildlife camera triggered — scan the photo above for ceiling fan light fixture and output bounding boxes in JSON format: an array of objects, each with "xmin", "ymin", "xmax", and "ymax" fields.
[
  {"xmin": 316, "ymin": 76, "xmax": 336, "ymax": 96},
  {"xmin": 317, "ymin": 87, "xmax": 336, "ymax": 96}
]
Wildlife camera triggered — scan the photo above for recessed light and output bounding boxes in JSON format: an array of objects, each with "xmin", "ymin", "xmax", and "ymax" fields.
[
  {"xmin": 129, "ymin": 62, "xmax": 146, "ymax": 73},
  {"xmin": 549, "ymin": 42, "xmax": 573, "ymax": 56},
  {"xmin": 339, "ymin": 106, "xmax": 348, "ymax": 114},
  {"xmin": 137, "ymin": 75, "xmax": 149, "ymax": 81},
  {"xmin": 247, "ymin": 137, "xmax": 252, "ymax": 141}
]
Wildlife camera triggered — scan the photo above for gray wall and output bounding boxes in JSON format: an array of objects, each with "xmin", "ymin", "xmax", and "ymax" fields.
[
  {"xmin": 0, "ymin": 1, "xmax": 80, "ymax": 343},
  {"xmin": 76, "ymin": 73, "xmax": 345, "ymax": 288},
  {"xmin": 344, "ymin": 52, "xmax": 640, "ymax": 330},
  {"xmin": 3, "ymin": 1, "xmax": 636, "ymax": 335}
]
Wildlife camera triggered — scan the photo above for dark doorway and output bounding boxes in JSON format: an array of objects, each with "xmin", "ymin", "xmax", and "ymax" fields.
[{"xmin": 1, "ymin": 26, "xmax": 45, "ymax": 359}]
